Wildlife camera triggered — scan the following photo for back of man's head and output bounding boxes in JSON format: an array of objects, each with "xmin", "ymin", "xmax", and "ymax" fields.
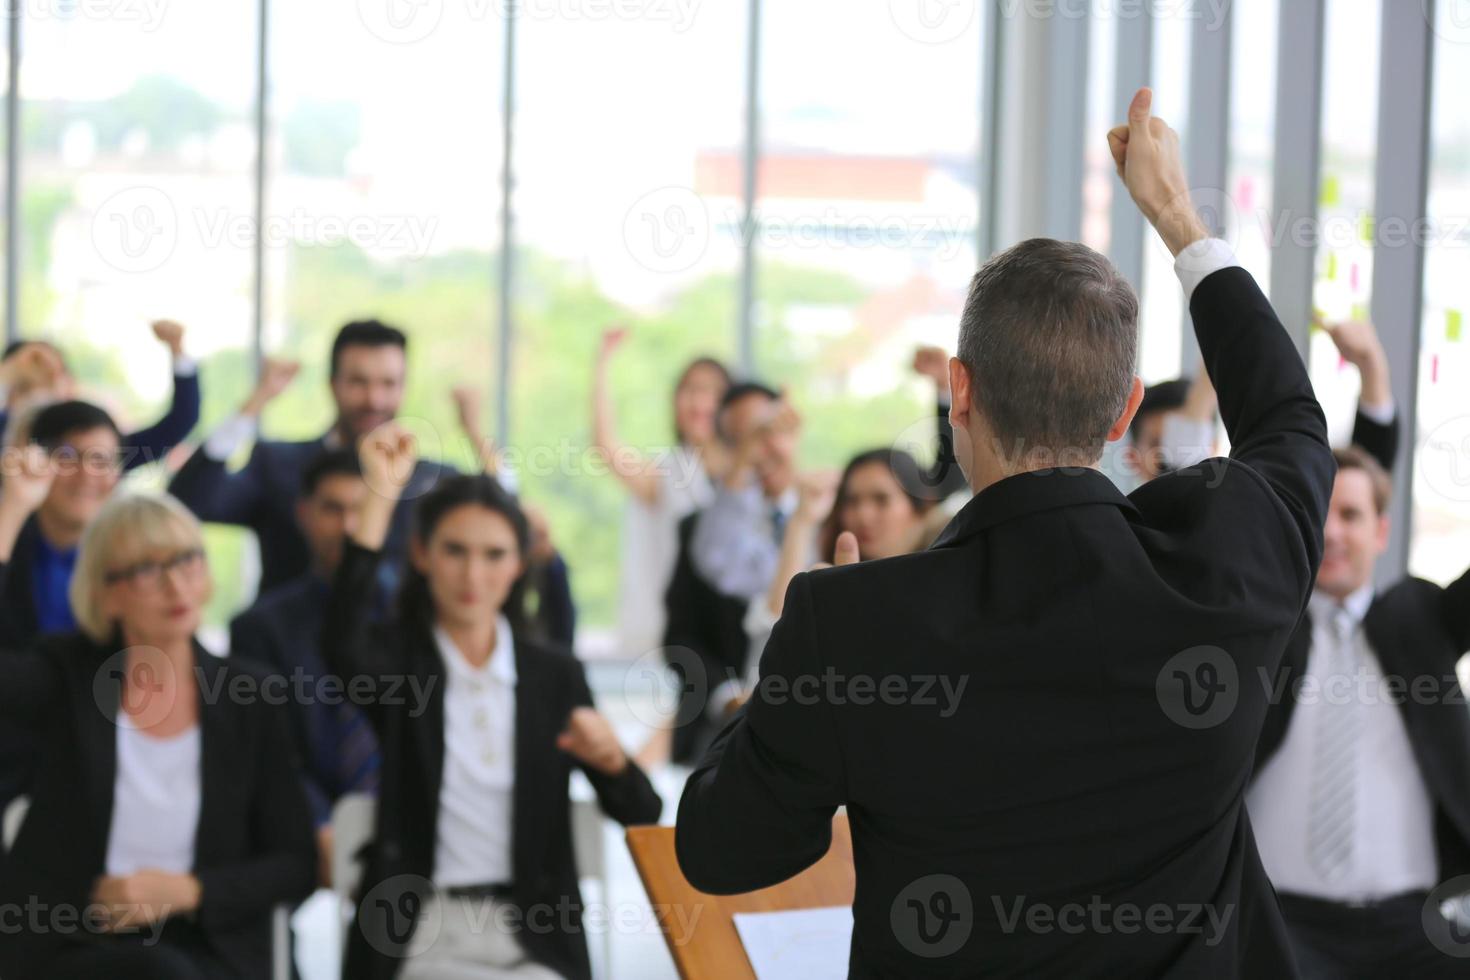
[{"xmin": 957, "ymin": 239, "xmax": 1138, "ymax": 463}]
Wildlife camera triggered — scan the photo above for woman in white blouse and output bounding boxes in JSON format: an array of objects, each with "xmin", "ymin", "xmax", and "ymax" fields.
[
  {"xmin": 324, "ymin": 425, "xmax": 661, "ymax": 980},
  {"xmin": 0, "ymin": 458, "xmax": 315, "ymax": 980}
]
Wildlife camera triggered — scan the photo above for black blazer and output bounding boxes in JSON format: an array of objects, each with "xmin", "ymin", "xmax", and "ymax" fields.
[
  {"xmin": 0, "ymin": 632, "xmax": 316, "ymax": 980},
  {"xmin": 323, "ymin": 542, "xmax": 663, "ymax": 980},
  {"xmin": 662, "ymin": 512, "xmax": 749, "ymax": 765},
  {"xmin": 169, "ymin": 433, "xmax": 454, "ymax": 595},
  {"xmin": 0, "ymin": 522, "xmax": 60, "ymax": 812},
  {"xmin": 676, "ymin": 267, "xmax": 1337, "ymax": 978},
  {"xmin": 1252, "ymin": 404, "xmax": 1470, "ymax": 884}
]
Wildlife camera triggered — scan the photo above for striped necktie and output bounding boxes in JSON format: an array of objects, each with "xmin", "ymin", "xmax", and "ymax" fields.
[{"xmin": 1305, "ymin": 607, "xmax": 1361, "ymax": 883}]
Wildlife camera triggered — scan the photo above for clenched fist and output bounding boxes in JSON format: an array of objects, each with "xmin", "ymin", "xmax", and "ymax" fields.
[{"xmin": 555, "ymin": 707, "xmax": 628, "ymax": 777}]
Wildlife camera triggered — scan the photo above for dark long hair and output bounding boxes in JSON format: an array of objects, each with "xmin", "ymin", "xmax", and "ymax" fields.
[
  {"xmin": 816, "ymin": 448, "xmax": 932, "ymax": 562},
  {"xmin": 673, "ymin": 356, "xmax": 732, "ymax": 445},
  {"xmin": 397, "ymin": 474, "xmax": 531, "ymax": 636}
]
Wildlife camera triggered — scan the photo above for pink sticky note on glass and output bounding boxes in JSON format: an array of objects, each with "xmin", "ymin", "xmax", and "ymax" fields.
[
  {"xmin": 1237, "ymin": 177, "xmax": 1255, "ymax": 212},
  {"xmin": 1432, "ymin": 354, "xmax": 1440, "ymax": 384},
  {"xmin": 1350, "ymin": 263, "xmax": 1360, "ymax": 292}
]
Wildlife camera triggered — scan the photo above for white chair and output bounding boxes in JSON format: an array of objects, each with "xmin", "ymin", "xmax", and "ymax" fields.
[
  {"xmin": 329, "ymin": 793, "xmax": 378, "ymax": 947},
  {"xmin": 3, "ymin": 796, "xmax": 29, "ymax": 851}
]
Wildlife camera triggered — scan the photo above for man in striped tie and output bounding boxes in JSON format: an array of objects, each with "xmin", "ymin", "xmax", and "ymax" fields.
[{"xmin": 1247, "ymin": 445, "xmax": 1470, "ymax": 978}]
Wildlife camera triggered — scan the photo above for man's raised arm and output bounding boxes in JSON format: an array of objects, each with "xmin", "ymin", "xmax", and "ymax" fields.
[{"xmin": 1111, "ymin": 88, "xmax": 1335, "ymax": 582}]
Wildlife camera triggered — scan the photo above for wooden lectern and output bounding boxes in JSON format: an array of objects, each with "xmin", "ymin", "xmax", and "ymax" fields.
[{"xmin": 625, "ymin": 815, "xmax": 855, "ymax": 979}]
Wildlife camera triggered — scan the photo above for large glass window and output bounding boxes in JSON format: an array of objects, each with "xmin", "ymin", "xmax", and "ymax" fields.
[
  {"xmin": 753, "ymin": 1, "xmax": 982, "ymax": 473},
  {"xmin": 1137, "ymin": 6, "xmax": 1192, "ymax": 382},
  {"xmin": 1081, "ymin": 0, "xmax": 1118, "ymax": 254},
  {"xmin": 1410, "ymin": 1, "xmax": 1470, "ymax": 586},
  {"xmin": 1225, "ymin": 0, "xmax": 1278, "ymax": 290},
  {"xmin": 20, "ymin": 3, "xmax": 259, "ymax": 619},
  {"xmin": 511, "ymin": 4, "xmax": 745, "ymax": 631},
  {"xmin": 1309, "ymin": 0, "xmax": 1380, "ymax": 445}
]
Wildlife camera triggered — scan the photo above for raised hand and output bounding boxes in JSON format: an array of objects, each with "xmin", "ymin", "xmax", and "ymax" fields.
[
  {"xmin": 555, "ymin": 706, "xmax": 628, "ymax": 776},
  {"xmin": 452, "ymin": 385, "xmax": 482, "ymax": 435},
  {"xmin": 0, "ymin": 343, "xmax": 68, "ymax": 402},
  {"xmin": 0, "ymin": 444, "xmax": 57, "ymax": 517},
  {"xmin": 795, "ymin": 469, "xmax": 840, "ymax": 526},
  {"xmin": 150, "ymin": 319, "xmax": 186, "ymax": 357},
  {"xmin": 598, "ymin": 324, "xmax": 630, "ymax": 363},
  {"xmin": 1321, "ymin": 318, "xmax": 1386, "ymax": 370},
  {"xmin": 832, "ymin": 530, "xmax": 860, "ymax": 567},
  {"xmin": 241, "ymin": 358, "xmax": 301, "ymax": 417},
  {"xmin": 912, "ymin": 346, "xmax": 951, "ymax": 390},
  {"xmin": 1106, "ymin": 88, "xmax": 1206, "ymax": 256},
  {"xmin": 358, "ymin": 421, "xmax": 419, "ymax": 499}
]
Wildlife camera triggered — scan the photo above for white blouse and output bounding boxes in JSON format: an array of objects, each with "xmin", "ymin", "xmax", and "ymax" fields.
[{"xmin": 105, "ymin": 716, "xmax": 201, "ymax": 877}]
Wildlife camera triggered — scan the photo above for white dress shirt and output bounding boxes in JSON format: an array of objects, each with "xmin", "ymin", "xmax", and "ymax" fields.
[
  {"xmin": 1247, "ymin": 585, "xmax": 1439, "ymax": 902},
  {"xmin": 690, "ymin": 482, "xmax": 803, "ymax": 601},
  {"xmin": 105, "ymin": 716, "xmax": 201, "ymax": 877},
  {"xmin": 432, "ymin": 616, "xmax": 518, "ymax": 888}
]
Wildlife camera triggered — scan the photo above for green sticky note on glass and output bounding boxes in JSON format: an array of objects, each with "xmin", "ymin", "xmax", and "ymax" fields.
[
  {"xmin": 1320, "ymin": 176, "xmax": 1341, "ymax": 208},
  {"xmin": 1326, "ymin": 253, "xmax": 1338, "ymax": 281},
  {"xmin": 1351, "ymin": 303, "xmax": 1369, "ymax": 322},
  {"xmin": 1359, "ymin": 213, "xmax": 1374, "ymax": 244},
  {"xmin": 1449, "ymin": 309, "xmax": 1464, "ymax": 342}
]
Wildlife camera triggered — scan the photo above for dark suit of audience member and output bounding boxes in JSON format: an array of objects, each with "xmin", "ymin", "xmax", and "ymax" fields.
[
  {"xmin": 230, "ymin": 576, "xmax": 381, "ymax": 830},
  {"xmin": 677, "ymin": 252, "xmax": 1336, "ymax": 976},
  {"xmin": 0, "ymin": 633, "xmax": 315, "ymax": 980},
  {"xmin": 662, "ymin": 511, "xmax": 749, "ymax": 766},
  {"xmin": 323, "ymin": 539, "xmax": 662, "ymax": 980},
  {"xmin": 170, "ymin": 435, "xmax": 454, "ymax": 596}
]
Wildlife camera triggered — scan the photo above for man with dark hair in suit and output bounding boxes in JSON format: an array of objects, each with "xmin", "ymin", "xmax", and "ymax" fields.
[
  {"xmin": 677, "ymin": 88, "xmax": 1337, "ymax": 977},
  {"xmin": 230, "ymin": 448, "xmax": 381, "ymax": 889},
  {"xmin": 1248, "ymin": 436, "xmax": 1470, "ymax": 972},
  {"xmin": 169, "ymin": 319, "xmax": 455, "ymax": 597}
]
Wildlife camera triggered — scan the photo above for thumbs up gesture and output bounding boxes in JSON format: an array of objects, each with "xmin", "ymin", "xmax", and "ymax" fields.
[
  {"xmin": 1106, "ymin": 88, "xmax": 1207, "ymax": 256},
  {"xmin": 556, "ymin": 707, "xmax": 628, "ymax": 777}
]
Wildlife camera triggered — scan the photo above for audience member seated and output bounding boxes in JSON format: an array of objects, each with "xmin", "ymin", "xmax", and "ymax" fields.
[
  {"xmin": 709, "ymin": 448, "xmax": 938, "ymax": 721},
  {"xmin": 0, "ymin": 321, "xmax": 200, "ymax": 470},
  {"xmin": 0, "ymin": 477, "xmax": 315, "ymax": 980},
  {"xmin": 228, "ymin": 448, "xmax": 381, "ymax": 889},
  {"xmin": 324, "ymin": 426, "xmax": 661, "ymax": 980},
  {"xmin": 0, "ymin": 400, "xmax": 128, "ymax": 814},
  {"xmin": 169, "ymin": 320, "xmax": 455, "ymax": 598}
]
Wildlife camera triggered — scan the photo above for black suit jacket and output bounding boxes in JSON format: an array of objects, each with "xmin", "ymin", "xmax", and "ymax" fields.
[
  {"xmin": 676, "ymin": 267, "xmax": 1336, "ymax": 978},
  {"xmin": 662, "ymin": 512, "xmax": 749, "ymax": 765},
  {"xmin": 323, "ymin": 542, "xmax": 662, "ymax": 980},
  {"xmin": 1252, "ymin": 403, "xmax": 1470, "ymax": 885},
  {"xmin": 0, "ymin": 633, "xmax": 316, "ymax": 980},
  {"xmin": 0, "ymin": 520, "xmax": 57, "ymax": 812},
  {"xmin": 169, "ymin": 432, "xmax": 454, "ymax": 595}
]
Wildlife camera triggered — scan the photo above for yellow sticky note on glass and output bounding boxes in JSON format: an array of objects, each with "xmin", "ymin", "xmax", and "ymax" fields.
[
  {"xmin": 1351, "ymin": 302, "xmax": 1369, "ymax": 322},
  {"xmin": 1359, "ymin": 213, "xmax": 1374, "ymax": 244},
  {"xmin": 1326, "ymin": 253, "xmax": 1339, "ymax": 281},
  {"xmin": 1320, "ymin": 176, "xmax": 1341, "ymax": 208},
  {"xmin": 1449, "ymin": 309, "xmax": 1464, "ymax": 342}
]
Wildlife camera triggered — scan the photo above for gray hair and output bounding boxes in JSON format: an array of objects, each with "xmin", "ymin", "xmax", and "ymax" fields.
[{"xmin": 956, "ymin": 238, "xmax": 1139, "ymax": 463}]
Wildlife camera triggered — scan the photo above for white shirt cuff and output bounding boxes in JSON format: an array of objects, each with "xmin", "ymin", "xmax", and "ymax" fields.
[
  {"xmin": 1174, "ymin": 238, "xmax": 1241, "ymax": 303},
  {"xmin": 1358, "ymin": 399, "xmax": 1396, "ymax": 426},
  {"xmin": 203, "ymin": 413, "xmax": 258, "ymax": 461},
  {"xmin": 172, "ymin": 355, "xmax": 198, "ymax": 377}
]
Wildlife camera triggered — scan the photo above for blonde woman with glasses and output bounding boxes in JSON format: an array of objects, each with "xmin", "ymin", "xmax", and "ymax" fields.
[{"xmin": 0, "ymin": 449, "xmax": 315, "ymax": 980}]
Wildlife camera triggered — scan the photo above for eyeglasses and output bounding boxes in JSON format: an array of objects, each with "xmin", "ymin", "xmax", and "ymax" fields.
[
  {"xmin": 51, "ymin": 444, "xmax": 123, "ymax": 475},
  {"xmin": 104, "ymin": 548, "xmax": 206, "ymax": 589}
]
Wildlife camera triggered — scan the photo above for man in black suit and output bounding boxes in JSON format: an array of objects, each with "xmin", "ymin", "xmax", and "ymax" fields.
[
  {"xmin": 169, "ymin": 320, "xmax": 455, "ymax": 597},
  {"xmin": 229, "ymin": 448, "xmax": 381, "ymax": 889},
  {"xmin": 676, "ymin": 88, "xmax": 1336, "ymax": 977},
  {"xmin": 1248, "ymin": 447, "xmax": 1470, "ymax": 973}
]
